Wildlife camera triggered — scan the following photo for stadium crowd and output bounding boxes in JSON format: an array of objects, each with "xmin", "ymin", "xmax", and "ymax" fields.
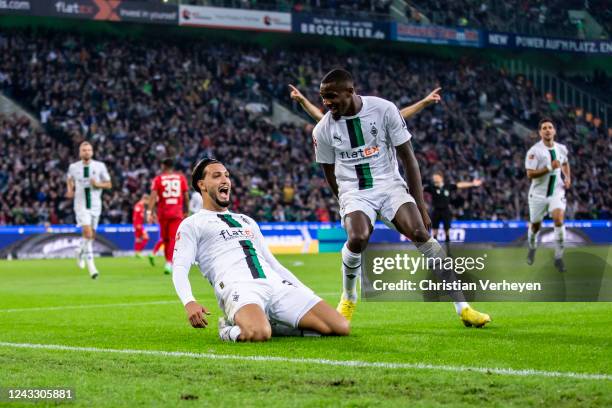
[
  {"xmin": 0, "ymin": 30, "xmax": 609, "ymax": 226},
  {"xmin": 185, "ymin": 0, "xmax": 609, "ymax": 39},
  {"xmin": 406, "ymin": 0, "xmax": 604, "ymax": 39}
]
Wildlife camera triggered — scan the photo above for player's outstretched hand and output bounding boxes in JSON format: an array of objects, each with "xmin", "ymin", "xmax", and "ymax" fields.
[
  {"xmin": 473, "ymin": 178, "xmax": 483, "ymax": 187},
  {"xmin": 424, "ymin": 87, "xmax": 442, "ymax": 105},
  {"xmin": 289, "ymin": 84, "xmax": 306, "ymax": 104},
  {"xmin": 185, "ymin": 301, "xmax": 210, "ymax": 328}
]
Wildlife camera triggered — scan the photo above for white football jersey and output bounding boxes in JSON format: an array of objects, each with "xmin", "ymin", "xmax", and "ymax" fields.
[
  {"xmin": 172, "ymin": 209, "xmax": 304, "ymax": 305},
  {"xmin": 66, "ymin": 160, "xmax": 110, "ymax": 215},
  {"xmin": 525, "ymin": 141, "xmax": 569, "ymax": 198},
  {"xmin": 313, "ymin": 96, "xmax": 412, "ymax": 197}
]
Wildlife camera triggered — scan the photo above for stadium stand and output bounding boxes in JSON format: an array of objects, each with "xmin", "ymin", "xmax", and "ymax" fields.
[
  {"xmin": 0, "ymin": 30, "xmax": 609, "ymax": 225},
  {"xmin": 182, "ymin": 0, "xmax": 393, "ymax": 20},
  {"xmin": 183, "ymin": 0, "xmax": 610, "ymax": 39},
  {"xmin": 418, "ymin": 0, "xmax": 610, "ymax": 39}
]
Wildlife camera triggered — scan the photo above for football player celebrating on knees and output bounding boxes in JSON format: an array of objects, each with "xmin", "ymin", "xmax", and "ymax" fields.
[
  {"xmin": 66, "ymin": 141, "xmax": 112, "ymax": 279},
  {"xmin": 172, "ymin": 158, "xmax": 349, "ymax": 342},
  {"xmin": 132, "ymin": 193, "xmax": 150, "ymax": 260},
  {"xmin": 525, "ymin": 118, "xmax": 571, "ymax": 272},
  {"xmin": 147, "ymin": 158, "xmax": 189, "ymax": 275},
  {"xmin": 312, "ymin": 69, "xmax": 490, "ymax": 327}
]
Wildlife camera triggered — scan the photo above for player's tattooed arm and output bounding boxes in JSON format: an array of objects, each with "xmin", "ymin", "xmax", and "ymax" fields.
[
  {"xmin": 561, "ymin": 162, "xmax": 571, "ymax": 188},
  {"xmin": 92, "ymin": 180, "xmax": 112, "ymax": 189},
  {"xmin": 289, "ymin": 84, "xmax": 324, "ymax": 122},
  {"xmin": 526, "ymin": 164, "xmax": 558, "ymax": 179},
  {"xmin": 321, "ymin": 163, "xmax": 339, "ymax": 199},
  {"xmin": 395, "ymin": 141, "xmax": 431, "ymax": 228},
  {"xmin": 399, "ymin": 88, "xmax": 441, "ymax": 120},
  {"xmin": 92, "ymin": 165, "xmax": 112, "ymax": 189},
  {"xmin": 65, "ymin": 176, "xmax": 74, "ymax": 199}
]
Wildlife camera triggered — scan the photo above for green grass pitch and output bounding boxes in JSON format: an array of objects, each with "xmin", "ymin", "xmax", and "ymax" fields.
[{"xmin": 0, "ymin": 247, "xmax": 611, "ymax": 407}]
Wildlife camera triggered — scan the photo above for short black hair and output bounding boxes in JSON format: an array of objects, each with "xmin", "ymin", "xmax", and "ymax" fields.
[
  {"xmin": 191, "ymin": 157, "xmax": 221, "ymax": 193},
  {"xmin": 321, "ymin": 68, "xmax": 354, "ymax": 85},
  {"xmin": 538, "ymin": 117, "xmax": 555, "ymax": 130},
  {"xmin": 161, "ymin": 157, "xmax": 175, "ymax": 168}
]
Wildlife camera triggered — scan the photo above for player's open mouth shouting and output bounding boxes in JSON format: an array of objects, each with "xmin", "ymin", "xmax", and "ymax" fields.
[{"xmin": 218, "ymin": 185, "xmax": 230, "ymax": 201}]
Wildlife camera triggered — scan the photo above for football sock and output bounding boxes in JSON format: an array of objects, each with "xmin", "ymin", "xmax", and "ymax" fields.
[
  {"xmin": 445, "ymin": 235, "xmax": 451, "ymax": 255},
  {"xmin": 79, "ymin": 238, "xmax": 87, "ymax": 259},
  {"xmin": 270, "ymin": 322, "xmax": 321, "ymax": 337},
  {"xmin": 554, "ymin": 225, "xmax": 565, "ymax": 259},
  {"xmin": 341, "ymin": 242, "xmax": 361, "ymax": 302},
  {"xmin": 219, "ymin": 325, "xmax": 241, "ymax": 342},
  {"xmin": 415, "ymin": 238, "xmax": 468, "ymax": 316},
  {"xmin": 85, "ymin": 239, "xmax": 97, "ymax": 275},
  {"xmin": 528, "ymin": 227, "xmax": 539, "ymax": 250}
]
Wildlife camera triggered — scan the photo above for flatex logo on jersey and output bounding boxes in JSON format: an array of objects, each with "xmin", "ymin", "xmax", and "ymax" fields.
[
  {"xmin": 219, "ymin": 228, "xmax": 255, "ymax": 241},
  {"xmin": 339, "ymin": 146, "xmax": 381, "ymax": 161}
]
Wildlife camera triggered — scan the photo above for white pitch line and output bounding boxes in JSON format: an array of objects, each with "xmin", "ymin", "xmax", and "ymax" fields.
[
  {"xmin": 0, "ymin": 300, "xmax": 177, "ymax": 313},
  {"xmin": 0, "ymin": 295, "xmax": 341, "ymax": 313},
  {"xmin": 0, "ymin": 341, "xmax": 610, "ymax": 381}
]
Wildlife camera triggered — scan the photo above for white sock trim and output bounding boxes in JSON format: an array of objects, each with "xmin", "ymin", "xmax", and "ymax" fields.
[{"xmin": 454, "ymin": 302, "xmax": 470, "ymax": 315}]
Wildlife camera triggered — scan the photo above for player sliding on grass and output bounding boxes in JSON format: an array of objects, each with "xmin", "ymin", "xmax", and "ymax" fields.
[
  {"xmin": 172, "ymin": 158, "xmax": 349, "ymax": 342},
  {"xmin": 310, "ymin": 68, "xmax": 490, "ymax": 327}
]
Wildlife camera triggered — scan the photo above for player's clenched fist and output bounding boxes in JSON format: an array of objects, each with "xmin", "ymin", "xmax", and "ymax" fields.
[{"xmin": 184, "ymin": 301, "xmax": 210, "ymax": 328}]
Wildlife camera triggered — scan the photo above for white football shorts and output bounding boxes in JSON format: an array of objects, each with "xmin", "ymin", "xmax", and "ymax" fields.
[
  {"xmin": 75, "ymin": 208, "xmax": 100, "ymax": 230},
  {"xmin": 215, "ymin": 279, "xmax": 322, "ymax": 328},
  {"xmin": 339, "ymin": 182, "xmax": 415, "ymax": 227},
  {"xmin": 528, "ymin": 193, "xmax": 566, "ymax": 223}
]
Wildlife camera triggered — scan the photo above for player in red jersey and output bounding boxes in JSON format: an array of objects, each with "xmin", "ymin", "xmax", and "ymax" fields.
[
  {"xmin": 132, "ymin": 193, "xmax": 151, "ymax": 261},
  {"xmin": 147, "ymin": 158, "xmax": 189, "ymax": 274}
]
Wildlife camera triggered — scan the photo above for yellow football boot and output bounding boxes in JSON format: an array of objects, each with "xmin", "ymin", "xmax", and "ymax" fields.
[
  {"xmin": 460, "ymin": 306, "xmax": 491, "ymax": 328},
  {"xmin": 336, "ymin": 297, "xmax": 357, "ymax": 322}
]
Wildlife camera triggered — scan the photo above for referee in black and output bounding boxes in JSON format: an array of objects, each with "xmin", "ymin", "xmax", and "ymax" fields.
[{"xmin": 424, "ymin": 171, "xmax": 483, "ymax": 255}]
